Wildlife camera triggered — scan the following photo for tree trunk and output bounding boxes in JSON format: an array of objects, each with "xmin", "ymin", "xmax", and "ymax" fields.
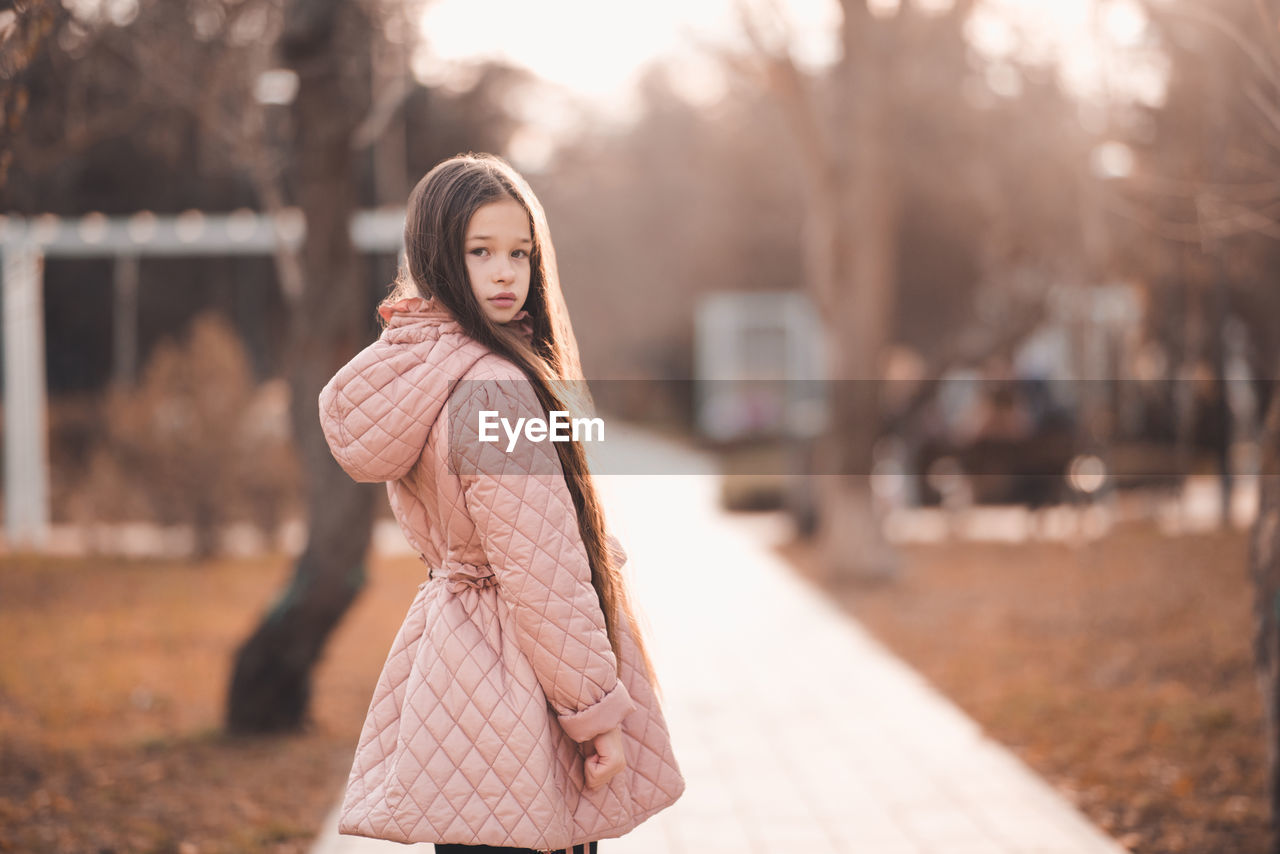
[
  {"xmin": 1249, "ymin": 379, "xmax": 1280, "ymax": 848},
  {"xmin": 810, "ymin": 1, "xmax": 902, "ymax": 582},
  {"xmin": 226, "ymin": 0, "xmax": 377, "ymax": 734}
]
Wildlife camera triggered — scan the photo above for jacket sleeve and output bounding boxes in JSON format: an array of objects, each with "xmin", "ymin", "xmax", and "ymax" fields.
[
  {"xmin": 449, "ymin": 372, "xmax": 637, "ymax": 743},
  {"xmin": 318, "ymin": 337, "xmax": 440, "ymax": 483}
]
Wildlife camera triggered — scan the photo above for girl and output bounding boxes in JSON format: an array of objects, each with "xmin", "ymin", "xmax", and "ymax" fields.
[{"xmin": 318, "ymin": 152, "xmax": 685, "ymax": 854}]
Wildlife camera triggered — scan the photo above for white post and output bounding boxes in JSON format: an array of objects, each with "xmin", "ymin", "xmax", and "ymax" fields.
[
  {"xmin": 2, "ymin": 244, "xmax": 50, "ymax": 550},
  {"xmin": 113, "ymin": 254, "xmax": 139, "ymax": 386}
]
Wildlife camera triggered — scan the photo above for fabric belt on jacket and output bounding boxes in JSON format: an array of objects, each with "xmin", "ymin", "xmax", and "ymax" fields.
[{"xmin": 417, "ymin": 554, "xmax": 498, "ymax": 594}]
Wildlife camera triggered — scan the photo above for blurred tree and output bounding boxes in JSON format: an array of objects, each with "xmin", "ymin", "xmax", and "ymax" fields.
[
  {"xmin": 7, "ymin": 0, "xmax": 525, "ymax": 731},
  {"xmin": 1116, "ymin": 0, "xmax": 1272, "ymax": 525},
  {"xmin": 8, "ymin": 0, "xmax": 524, "ymax": 737},
  {"xmin": 4, "ymin": 0, "xmax": 297, "ymax": 387},
  {"xmin": 3, "ymin": 0, "xmax": 372, "ymax": 729},
  {"xmin": 722, "ymin": 0, "xmax": 992, "ymax": 580},
  {"xmin": 539, "ymin": 17, "xmax": 1090, "ymax": 433},
  {"xmin": 227, "ymin": 0, "xmax": 530, "ymax": 734},
  {"xmin": 0, "ymin": 0, "xmax": 61, "ymax": 190},
  {"xmin": 226, "ymin": 0, "xmax": 379, "ymax": 733},
  {"xmin": 6, "ymin": 0, "xmax": 520, "ymax": 390},
  {"xmin": 539, "ymin": 64, "xmax": 807, "ymax": 391},
  {"xmin": 1138, "ymin": 0, "xmax": 1280, "ymax": 842}
]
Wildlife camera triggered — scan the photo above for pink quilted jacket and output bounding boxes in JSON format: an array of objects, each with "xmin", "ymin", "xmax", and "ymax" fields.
[{"xmin": 317, "ymin": 296, "xmax": 684, "ymax": 851}]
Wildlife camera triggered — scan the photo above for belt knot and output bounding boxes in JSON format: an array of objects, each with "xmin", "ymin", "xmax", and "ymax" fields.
[{"xmin": 420, "ymin": 555, "xmax": 497, "ymax": 593}]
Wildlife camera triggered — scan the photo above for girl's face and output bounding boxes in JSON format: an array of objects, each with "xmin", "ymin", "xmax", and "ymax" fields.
[{"xmin": 464, "ymin": 197, "xmax": 532, "ymax": 325}]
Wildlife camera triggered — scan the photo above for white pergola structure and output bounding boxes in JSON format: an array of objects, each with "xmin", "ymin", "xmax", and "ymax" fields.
[{"xmin": 0, "ymin": 207, "xmax": 405, "ymax": 550}]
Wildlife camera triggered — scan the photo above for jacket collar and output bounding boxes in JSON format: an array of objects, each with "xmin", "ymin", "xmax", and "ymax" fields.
[{"xmin": 378, "ymin": 295, "xmax": 534, "ymax": 343}]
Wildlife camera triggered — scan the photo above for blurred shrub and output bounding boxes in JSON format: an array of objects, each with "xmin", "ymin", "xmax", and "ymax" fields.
[{"xmin": 66, "ymin": 312, "xmax": 301, "ymax": 558}]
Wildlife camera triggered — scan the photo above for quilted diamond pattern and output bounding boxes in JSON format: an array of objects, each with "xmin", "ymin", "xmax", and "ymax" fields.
[{"xmin": 317, "ymin": 297, "xmax": 685, "ymax": 850}]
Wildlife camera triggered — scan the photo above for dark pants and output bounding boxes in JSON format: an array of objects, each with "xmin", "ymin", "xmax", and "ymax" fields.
[{"xmin": 433, "ymin": 844, "xmax": 597, "ymax": 854}]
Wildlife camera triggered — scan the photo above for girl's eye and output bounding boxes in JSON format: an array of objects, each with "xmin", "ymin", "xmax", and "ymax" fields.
[
  {"xmin": 512, "ymin": 249, "xmax": 528, "ymax": 259},
  {"xmin": 469, "ymin": 247, "xmax": 487, "ymax": 257}
]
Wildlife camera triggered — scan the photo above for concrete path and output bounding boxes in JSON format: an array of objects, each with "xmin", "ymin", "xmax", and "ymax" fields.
[{"xmin": 311, "ymin": 425, "xmax": 1129, "ymax": 854}]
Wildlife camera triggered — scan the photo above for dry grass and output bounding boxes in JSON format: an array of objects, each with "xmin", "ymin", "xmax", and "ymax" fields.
[
  {"xmin": 0, "ymin": 552, "xmax": 425, "ymax": 854},
  {"xmin": 8, "ymin": 519, "xmax": 1265, "ymax": 853},
  {"xmin": 776, "ymin": 519, "xmax": 1270, "ymax": 854}
]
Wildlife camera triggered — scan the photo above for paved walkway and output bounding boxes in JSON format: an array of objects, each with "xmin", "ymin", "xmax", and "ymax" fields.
[{"xmin": 312, "ymin": 425, "xmax": 1129, "ymax": 854}]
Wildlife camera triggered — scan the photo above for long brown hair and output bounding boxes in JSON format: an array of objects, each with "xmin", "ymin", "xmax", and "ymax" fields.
[{"xmin": 384, "ymin": 152, "xmax": 659, "ymax": 693}]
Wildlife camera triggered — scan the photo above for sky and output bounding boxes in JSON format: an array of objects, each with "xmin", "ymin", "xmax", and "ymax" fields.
[
  {"xmin": 414, "ymin": 0, "xmax": 1165, "ymax": 169},
  {"xmin": 415, "ymin": 0, "xmax": 837, "ymax": 113}
]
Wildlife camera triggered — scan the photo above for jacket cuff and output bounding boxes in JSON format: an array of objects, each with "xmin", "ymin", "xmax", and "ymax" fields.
[
  {"xmin": 605, "ymin": 533, "xmax": 628, "ymax": 567},
  {"xmin": 556, "ymin": 679, "xmax": 638, "ymax": 743}
]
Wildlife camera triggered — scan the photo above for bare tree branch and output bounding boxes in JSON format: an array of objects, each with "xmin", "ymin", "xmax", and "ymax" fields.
[
  {"xmin": 722, "ymin": 0, "xmax": 834, "ymax": 174},
  {"xmin": 351, "ymin": 66, "xmax": 411, "ymax": 151},
  {"xmin": 92, "ymin": 8, "xmax": 305, "ymax": 303},
  {"xmin": 1105, "ymin": 183, "xmax": 1280, "ymax": 242},
  {"xmin": 1243, "ymin": 77, "xmax": 1280, "ymax": 143},
  {"xmin": 1161, "ymin": 0, "xmax": 1280, "ymax": 94},
  {"xmin": 10, "ymin": 99, "xmax": 156, "ymax": 174},
  {"xmin": 1126, "ymin": 168, "xmax": 1280, "ymax": 202}
]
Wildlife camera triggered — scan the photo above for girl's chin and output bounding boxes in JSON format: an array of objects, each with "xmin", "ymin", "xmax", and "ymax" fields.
[{"xmin": 483, "ymin": 305, "xmax": 520, "ymax": 323}]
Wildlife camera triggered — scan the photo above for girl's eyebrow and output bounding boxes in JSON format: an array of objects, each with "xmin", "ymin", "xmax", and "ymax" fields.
[{"xmin": 466, "ymin": 234, "xmax": 533, "ymax": 244}]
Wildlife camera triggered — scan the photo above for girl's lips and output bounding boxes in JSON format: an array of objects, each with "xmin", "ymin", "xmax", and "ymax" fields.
[{"xmin": 490, "ymin": 297, "xmax": 516, "ymax": 306}]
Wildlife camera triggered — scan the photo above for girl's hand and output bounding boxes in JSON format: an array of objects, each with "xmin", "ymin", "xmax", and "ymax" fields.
[{"xmin": 583, "ymin": 726, "xmax": 626, "ymax": 789}]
